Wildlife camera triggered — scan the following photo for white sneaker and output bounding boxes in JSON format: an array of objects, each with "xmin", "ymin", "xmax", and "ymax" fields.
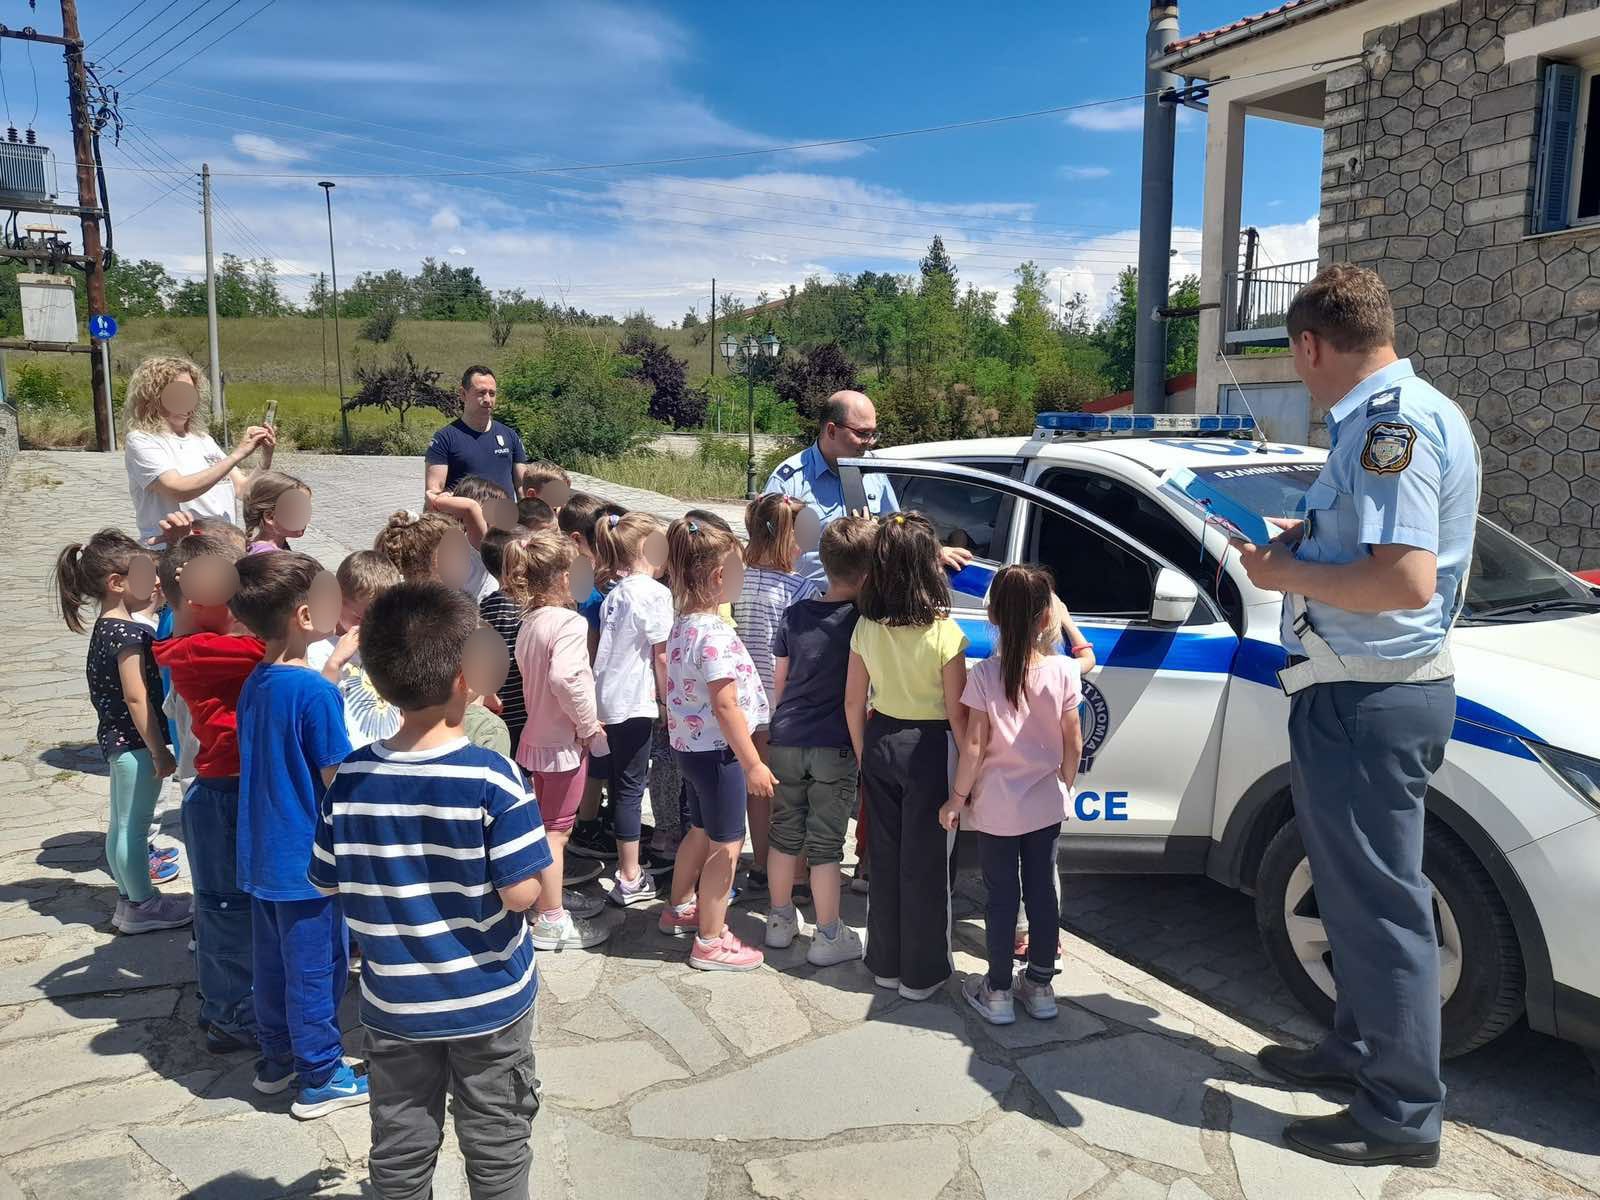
[
  {"xmin": 963, "ymin": 975, "xmax": 1016, "ymax": 1025},
  {"xmin": 898, "ymin": 980, "xmax": 943, "ymax": 1002},
  {"xmin": 114, "ymin": 894, "xmax": 193, "ymax": 935},
  {"xmin": 764, "ymin": 905, "xmax": 802, "ymax": 949},
  {"xmin": 1013, "ymin": 970, "xmax": 1059, "ymax": 1020},
  {"xmin": 873, "ymin": 975, "xmax": 900, "ymax": 990},
  {"xmin": 608, "ymin": 868, "xmax": 658, "ymax": 908},
  {"xmin": 528, "ymin": 910, "xmax": 611, "ymax": 950},
  {"xmin": 562, "ymin": 888, "xmax": 605, "ymax": 919},
  {"xmin": 805, "ymin": 923, "xmax": 863, "ymax": 967}
]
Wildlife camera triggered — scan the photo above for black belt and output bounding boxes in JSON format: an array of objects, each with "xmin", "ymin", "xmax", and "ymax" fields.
[{"xmin": 1285, "ymin": 654, "xmax": 1308, "ymax": 667}]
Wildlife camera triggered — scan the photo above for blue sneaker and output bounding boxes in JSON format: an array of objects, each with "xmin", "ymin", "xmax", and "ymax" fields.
[
  {"xmin": 252, "ymin": 1057, "xmax": 295, "ymax": 1095},
  {"xmin": 150, "ymin": 844, "xmax": 180, "ymax": 864},
  {"xmin": 149, "ymin": 855, "xmax": 179, "ymax": 885},
  {"xmin": 291, "ymin": 1063, "xmax": 369, "ymax": 1120}
]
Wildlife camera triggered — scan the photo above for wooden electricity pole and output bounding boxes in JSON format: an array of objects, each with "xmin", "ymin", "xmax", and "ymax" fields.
[{"xmin": 61, "ymin": 0, "xmax": 112, "ymax": 451}]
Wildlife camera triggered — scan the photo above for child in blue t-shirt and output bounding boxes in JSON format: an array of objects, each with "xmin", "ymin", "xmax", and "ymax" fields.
[
  {"xmin": 311, "ymin": 580, "xmax": 551, "ymax": 1198},
  {"xmin": 231, "ymin": 550, "xmax": 362, "ymax": 1120}
]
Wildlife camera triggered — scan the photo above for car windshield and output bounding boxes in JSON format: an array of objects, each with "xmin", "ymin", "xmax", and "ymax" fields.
[{"xmin": 1191, "ymin": 464, "xmax": 1597, "ymax": 618}]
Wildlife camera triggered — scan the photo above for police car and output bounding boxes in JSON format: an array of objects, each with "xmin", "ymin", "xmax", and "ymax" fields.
[{"xmin": 837, "ymin": 413, "xmax": 1600, "ymax": 1059}]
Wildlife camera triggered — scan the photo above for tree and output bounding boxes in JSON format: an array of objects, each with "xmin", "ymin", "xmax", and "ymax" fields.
[
  {"xmin": 1093, "ymin": 267, "xmax": 1202, "ymax": 393},
  {"xmin": 250, "ymin": 257, "xmax": 289, "ymax": 316},
  {"xmin": 919, "ymin": 234, "xmax": 957, "ymax": 288},
  {"xmin": 488, "ymin": 289, "xmax": 524, "ymax": 348},
  {"xmin": 680, "ymin": 307, "xmax": 700, "ymax": 329},
  {"xmin": 105, "ymin": 258, "xmax": 174, "ymax": 316},
  {"xmin": 774, "ymin": 341, "xmax": 860, "ymax": 423},
  {"xmin": 345, "ymin": 351, "xmax": 461, "ymax": 426},
  {"xmin": 414, "ymin": 257, "xmax": 490, "ymax": 321},
  {"xmin": 359, "ymin": 308, "xmax": 399, "ymax": 343},
  {"xmin": 496, "ymin": 328, "xmax": 653, "ymax": 461},
  {"xmin": 619, "ymin": 332, "xmax": 706, "ymax": 429}
]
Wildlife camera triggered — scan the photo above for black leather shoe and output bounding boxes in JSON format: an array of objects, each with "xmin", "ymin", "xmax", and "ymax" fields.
[
  {"xmin": 1257, "ymin": 1043, "xmax": 1356, "ymax": 1089},
  {"xmin": 1283, "ymin": 1109, "xmax": 1439, "ymax": 1167},
  {"xmin": 204, "ymin": 1026, "xmax": 257, "ymax": 1055}
]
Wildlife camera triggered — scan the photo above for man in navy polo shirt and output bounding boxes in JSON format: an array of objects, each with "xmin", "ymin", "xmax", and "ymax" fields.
[{"xmin": 425, "ymin": 366, "xmax": 530, "ymax": 537}]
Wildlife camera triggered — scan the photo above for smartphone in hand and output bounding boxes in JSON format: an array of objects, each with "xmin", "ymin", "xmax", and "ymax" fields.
[{"xmin": 263, "ymin": 399, "xmax": 278, "ymax": 428}]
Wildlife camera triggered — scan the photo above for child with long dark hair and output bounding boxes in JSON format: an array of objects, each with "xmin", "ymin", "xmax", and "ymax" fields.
[
  {"xmin": 940, "ymin": 565, "xmax": 1083, "ymax": 1025},
  {"xmin": 56, "ymin": 530, "xmax": 194, "ymax": 935},
  {"xmin": 845, "ymin": 513, "xmax": 968, "ymax": 1000}
]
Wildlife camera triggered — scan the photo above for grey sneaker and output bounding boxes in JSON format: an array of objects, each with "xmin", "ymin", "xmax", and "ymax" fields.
[
  {"xmin": 528, "ymin": 910, "xmax": 611, "ymax": 950},
  {"xmin": 764, "ymin": 905, "xmax": 802, "ymax": 949},
  {"xmin": 563, "ymin": 858, "xmax": 603, "ymax": 886},
  {"xmin": 1013, "ymin": 971, "xmax": 1058, "ymax": 1020},
  {"xmin": 963, "ymin": 975, "xmax": 1016, "ymax": 1025},
  {"xmin": 608, "ymin": 868, "xmax": 658, "ymax": 908},
  {"xmin": 805, "ymin": 923, "xmax": 863, "ymax": 967},
  {"xmin": 562, "ymin": 888, "xmax": 605, "ymax": 919},
  {"xmin": 115, "ymin": 894, "xmax": 194, "ymax": 935}
]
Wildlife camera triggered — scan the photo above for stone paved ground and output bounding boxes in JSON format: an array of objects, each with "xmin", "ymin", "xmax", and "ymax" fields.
[{"xmin": 0, "ymin": 449, "xmax": 1596, "ymax": 1200}]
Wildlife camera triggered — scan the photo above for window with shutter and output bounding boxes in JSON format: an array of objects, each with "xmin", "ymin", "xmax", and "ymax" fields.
[{"xmin": 1534, "ymin": 62, "xmax": 1582, "ymax": 233}]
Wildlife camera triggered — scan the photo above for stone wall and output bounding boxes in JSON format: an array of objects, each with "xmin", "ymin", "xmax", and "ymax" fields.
[{"xmin": 1320, "ymin": 0, "xmax": 1600, "ymax": 569}]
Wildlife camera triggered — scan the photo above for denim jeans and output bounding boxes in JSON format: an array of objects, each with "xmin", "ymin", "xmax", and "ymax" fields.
[
  {"xmin": 182, "ymin": 778, "xmax": 255, "ymax": 1039},
  {"xmin": 252, "ymin": 894, "xmax": 348, "ymax": 1089}
]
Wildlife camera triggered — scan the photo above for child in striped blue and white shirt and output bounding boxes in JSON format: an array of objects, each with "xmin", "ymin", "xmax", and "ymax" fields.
[{"xmin": 310, "ymin": 579, "xmax": 552, "ymax": 1199}]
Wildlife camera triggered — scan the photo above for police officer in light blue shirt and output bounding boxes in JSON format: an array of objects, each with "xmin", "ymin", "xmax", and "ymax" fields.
[
  {"xmin": 764, "ymin": 390, "xmax": 972, "ymax": 582},
  {"xmin": 1235, "ymin": 265, "xmax": 1477, "ymax": 1169}
]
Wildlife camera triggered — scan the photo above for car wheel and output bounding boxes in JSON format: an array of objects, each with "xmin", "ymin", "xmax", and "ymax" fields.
[{"xmin": 1255, "ymin": 818, "xmax": 1525, "ymax": 1059}]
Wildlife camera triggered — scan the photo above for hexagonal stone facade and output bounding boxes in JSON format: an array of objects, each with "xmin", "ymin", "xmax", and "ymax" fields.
[{"xmin": 1321, "ymin": 0, "xmax": 1600, "ymax": 568}]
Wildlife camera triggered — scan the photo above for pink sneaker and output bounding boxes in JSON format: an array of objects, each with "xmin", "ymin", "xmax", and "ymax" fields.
[
  {"xmin": 658, "ymin": 904, "xmax": 699, "ymax": 938},
  {"xmin": 689, "ymin": 929, "xmax": 764, "ymax": 972}
]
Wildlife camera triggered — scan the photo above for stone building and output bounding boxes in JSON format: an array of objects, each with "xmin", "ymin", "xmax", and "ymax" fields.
[{"xmin": 1160, "ymin": 0, "xmax": 1600, "ymax": 569}]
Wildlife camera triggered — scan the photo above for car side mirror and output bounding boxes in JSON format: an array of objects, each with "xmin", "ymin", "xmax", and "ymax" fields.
[{"xmin": 1150, "ymin": 567, "xmax": 1199, "ymax": 625}]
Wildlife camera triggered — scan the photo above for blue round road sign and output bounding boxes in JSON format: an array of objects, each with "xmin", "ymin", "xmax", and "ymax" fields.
[{"xmin": 89, "ymin": 314, "xmax": 118, "ymax": 340}]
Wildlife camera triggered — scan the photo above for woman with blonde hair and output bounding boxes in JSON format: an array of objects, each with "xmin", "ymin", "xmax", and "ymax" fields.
[{"xmin": 122, "ymin": 355, "xmax": 275, "ymax": 541}]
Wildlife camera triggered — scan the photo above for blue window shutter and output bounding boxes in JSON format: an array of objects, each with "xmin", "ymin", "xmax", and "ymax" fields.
[{"xmin": 1534, "ymin": 63, "xmax": 1581, "ymax": 234}]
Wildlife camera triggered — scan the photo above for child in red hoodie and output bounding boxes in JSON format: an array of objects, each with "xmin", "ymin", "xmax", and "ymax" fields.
[{"xmin": 152, "ymin": 528, "xmax": 264, "ymax": 1055}]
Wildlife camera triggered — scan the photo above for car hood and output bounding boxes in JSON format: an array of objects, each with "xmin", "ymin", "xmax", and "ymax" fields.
[{"xmin": 1453, "ymin": 613, "xmax": 1600, "ymax": 757}]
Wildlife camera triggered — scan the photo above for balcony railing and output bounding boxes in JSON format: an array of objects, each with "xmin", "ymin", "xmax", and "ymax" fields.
[{"xmin": 1222, "ymin": 257, "xmax": 1318, "ymax": 352}]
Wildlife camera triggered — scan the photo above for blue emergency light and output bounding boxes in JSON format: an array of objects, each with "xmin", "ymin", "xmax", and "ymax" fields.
[{"xmin": 1033, "ymin": 412, "xmax": 1257, "ymax": 439}]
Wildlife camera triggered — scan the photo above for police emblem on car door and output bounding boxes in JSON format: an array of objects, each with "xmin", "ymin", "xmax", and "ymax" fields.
[{"xmin": 1361, "ymin": 422, "xmax": 1415, "ymax": 474}]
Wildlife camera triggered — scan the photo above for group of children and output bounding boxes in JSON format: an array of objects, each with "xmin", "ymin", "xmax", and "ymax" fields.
[{"xmin": 54, "ymin": 451, "xmax": 1096, "ymax": 1195}]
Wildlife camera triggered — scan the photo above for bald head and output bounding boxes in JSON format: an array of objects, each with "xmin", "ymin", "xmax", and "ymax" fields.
[{"xmin": 818, "ymin": 390, "xmax": 878, "ymax": 465}]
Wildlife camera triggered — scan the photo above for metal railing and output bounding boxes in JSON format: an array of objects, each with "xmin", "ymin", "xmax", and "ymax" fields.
[{"xmin": 1222, "ymin": 257, "xmax": 1318, "ymax": 351}]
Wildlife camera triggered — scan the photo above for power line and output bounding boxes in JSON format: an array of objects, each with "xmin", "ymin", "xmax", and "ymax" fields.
[
  {"xmin": 122, "ymin": 0, "xmax": 270, "ymax": 94},
  {"xmin": 118, "ymin": 173, "xmax": 195, "ymax": 225},
  {"xmin": 88, "ymin": 0, "xmax": 158, "ymax": 47},
  {"xmin": 100, "ymin": 0, "xmax": 210, "ymax": 79},
  {"xmin": 25, "ymin": 38, "xmax": 37, "ymax": 128}
]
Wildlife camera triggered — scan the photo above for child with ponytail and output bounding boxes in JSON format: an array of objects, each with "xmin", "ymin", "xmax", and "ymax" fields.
[
  {"xmin": 940, "ymin": 565, "xmax": 1082, "ymax": 1026},
  {"xmin": 55, "ymin": 530, "xmax": 194, "ymax": 935},
  {"xmin": 241, "ymin": 470, "xmax": 312, "ymax": 553},
  {"xmin": 658, "ymin": 516, "xmax": 773, "ymax": 971}
]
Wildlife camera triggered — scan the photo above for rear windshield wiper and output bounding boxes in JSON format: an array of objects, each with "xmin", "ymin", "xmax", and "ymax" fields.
[{"xmin": 1462, "ymin": 598, "xmax": 1600, "ymax": 622}]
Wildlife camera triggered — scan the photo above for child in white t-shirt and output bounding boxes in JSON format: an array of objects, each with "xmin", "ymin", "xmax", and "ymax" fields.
[{"xmin": 308, "ymin": 551, "xmax": 404, "ymax": 748}]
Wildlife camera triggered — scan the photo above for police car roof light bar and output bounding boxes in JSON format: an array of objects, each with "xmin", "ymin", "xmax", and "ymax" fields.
[{"xmin": 1033, "ymin": 412, "xmax": 1257, "ymax": 440}]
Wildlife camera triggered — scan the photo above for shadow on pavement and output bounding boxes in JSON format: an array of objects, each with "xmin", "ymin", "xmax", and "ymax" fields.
[{"xmin": 37, "ymin": 742, "xmax": 109, "ymax": 777}]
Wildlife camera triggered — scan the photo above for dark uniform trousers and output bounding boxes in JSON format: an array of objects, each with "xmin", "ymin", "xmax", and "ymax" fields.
[{"xmin": 1287, "ymin": 678, "xmax": 1454, "ymax": 1145}]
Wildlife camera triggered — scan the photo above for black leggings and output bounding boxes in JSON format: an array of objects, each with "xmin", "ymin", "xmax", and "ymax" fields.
[
  {"xmin": 978, "ymin": 823, "xmax": 1061, "ymax": 990},
  {"xmin": 860, "ymin": 714, "xmax": 953, "ymax": 991}
]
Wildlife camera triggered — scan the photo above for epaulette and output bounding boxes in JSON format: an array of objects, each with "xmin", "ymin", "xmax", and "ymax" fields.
[
  {"xmin": 1366, "ymin": 387, "xmax": 1403, "ymax": 418},
  {"xmin": 775, "ymin": 462, "xmax": 797, "ymax": 481}
]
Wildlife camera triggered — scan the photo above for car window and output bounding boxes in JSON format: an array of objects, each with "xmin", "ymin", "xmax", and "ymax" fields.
[
  {"xmin": 1041, "ymin": 468, "xmax": 1244, "ymax": 631},
  {"xmin": 1028, "ymin": 508, "xmax": 1154, "ymax": 620},
  {"xmin": 881, "ymin": 472, "xmax": 1014, "ymax": 560}
]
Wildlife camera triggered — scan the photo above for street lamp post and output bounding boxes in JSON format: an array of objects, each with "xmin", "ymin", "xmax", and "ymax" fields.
[
  {"xmin": 318, "ymin": 181, "xmax": 349, "ymax": 450},
  {"xmin": 720, "ymin": 330, "xmax": 781, "ymax": 499}
]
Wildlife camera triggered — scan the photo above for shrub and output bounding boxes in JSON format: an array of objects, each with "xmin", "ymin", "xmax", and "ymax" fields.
[
  {"xmin": 359, "ymin": 308, "xmax": 399, "ymax": 343},
  {"xmin": 619, "ymin": 333, "xmax": 706, "ymax": 429},
  {"xmin": 345, "ymin": 350, "xmax": 460, "ymax": 427},
  {"xmin": 496, "ymin": 327, "xmax": 653, "ymax": 462},
  {"xmin": 350, "ymin": 422, "xmax": 433, "ymax": 456},
  {"xmin": 11, "ymin": 362, "xmax": 75, "ymax": 410},
  {"xmin": 774, "ymin": 341, "xmax": 859, "ymax": 422},
  {"xmin": 697, "ymin": 436, "xmax": 748, "ymax": 470}
]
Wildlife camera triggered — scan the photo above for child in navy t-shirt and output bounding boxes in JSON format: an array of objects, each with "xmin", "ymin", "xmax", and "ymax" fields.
[
  {"xmin": 311, "ymin": 580, "xmax": 551, "ymax": 1198},
  {"xmin": 230, "ymin": 551, "xmax": 363, "ymax": 1120}
]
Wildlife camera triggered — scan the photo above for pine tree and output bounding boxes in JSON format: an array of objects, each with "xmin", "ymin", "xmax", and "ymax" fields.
[{"xmin": 919, "ymin": 234, "xmax": 957, "ymax": 286}]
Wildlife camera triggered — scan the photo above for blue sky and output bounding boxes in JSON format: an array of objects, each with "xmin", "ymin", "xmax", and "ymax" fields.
[{"xmin": 31, "ymin": 0, "xmax": 1324, "ymax": 319}]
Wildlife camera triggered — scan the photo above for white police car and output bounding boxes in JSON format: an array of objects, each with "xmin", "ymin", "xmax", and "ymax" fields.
[{"xmin": 838, "ymin": 413, "xmax": 1600, "ymax": 1059}]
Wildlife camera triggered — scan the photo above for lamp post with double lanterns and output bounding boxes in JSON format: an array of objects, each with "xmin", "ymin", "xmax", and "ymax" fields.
[{"xmin": 720, "ymin": 330, "xmax": 781, "ymax": 499}]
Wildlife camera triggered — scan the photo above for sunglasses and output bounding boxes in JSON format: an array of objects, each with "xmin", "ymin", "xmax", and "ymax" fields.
[{"xmin": 838, "ymin": 423, "xmax": 880, "ymax": 444}]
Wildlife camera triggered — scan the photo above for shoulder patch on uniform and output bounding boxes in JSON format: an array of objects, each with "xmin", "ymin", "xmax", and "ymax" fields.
[
  {"xmin": 775, "ymin": 462, "xmax": 796, "ymax": 481},
  {"xmin": 1361, "ymin": 421, "xmax": 1416, "ymax": 474},
  {"xmin": 1365, "ymin": 387, "xmax": 1402, "ymax": 417}
]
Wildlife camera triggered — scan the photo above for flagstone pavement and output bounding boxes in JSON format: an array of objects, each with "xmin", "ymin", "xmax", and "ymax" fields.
[{"xmin": 0, "ymin": 449, "xmax": 1595, "ymax": 1199}]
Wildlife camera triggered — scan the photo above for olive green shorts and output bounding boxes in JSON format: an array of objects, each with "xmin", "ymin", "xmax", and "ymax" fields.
[{"xmin": 766, "ymin": 744, "xmax": 859, "ymax": 865}]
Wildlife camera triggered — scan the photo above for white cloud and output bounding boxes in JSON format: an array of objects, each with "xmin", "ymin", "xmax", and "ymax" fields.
[
  {"xmin": 229, "ymin": 56, "xmax": 451, "ymax": 84},
  {"xmin": 1058, "ymin": 165, "xmax": 1112, "ymax": 180},
  {"xmin": 430, "ymin": 208, "xmax": 461, "ymax": 232},
  {"xmin": 1250, "ymin": 217, "xmax": 1320, "ymax": 266},
  {"xmin": 1066, "ymin": 104, "xmax": 1145, "ymax": 132},
  {"xmin": 231, "ymin": 133, "xmax": 306, "ymax": 163},
  {"xmin": 448, "ymin": 245, "xmax": 467, "ymax": 256}
]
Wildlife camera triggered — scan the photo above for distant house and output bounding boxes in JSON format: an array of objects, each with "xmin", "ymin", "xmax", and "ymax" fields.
[{"xmin": 1160, "ymin": 0, "xmax": 1600, "ymax": 569}]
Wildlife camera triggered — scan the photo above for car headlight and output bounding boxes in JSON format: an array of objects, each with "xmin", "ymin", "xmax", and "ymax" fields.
[{"xmin": 1526, "ymin": 742, "xmax": 1600, "ymax": 814}]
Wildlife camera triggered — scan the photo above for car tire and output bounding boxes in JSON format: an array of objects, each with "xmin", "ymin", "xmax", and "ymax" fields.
[{"xmin": 1255, "ymin": 818, "xmax": 1525, "ymax": 1059}]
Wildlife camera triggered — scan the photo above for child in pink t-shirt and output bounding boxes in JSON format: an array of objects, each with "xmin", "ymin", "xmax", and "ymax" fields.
[{"xmin": 941, "ymin": 565, "xmax": 1083, "ymax": 1027}]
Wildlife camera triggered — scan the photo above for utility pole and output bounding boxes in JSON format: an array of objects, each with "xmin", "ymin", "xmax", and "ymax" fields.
[
  {"xmin": 201, "ymin": 163, "xmax": 226, "ymax": 443},
  {"xmin": 709, "ymin": 276, "xmax": 716, "ymax": 377},
  {"xmin": 62, "ymin": 0, "xmax": 112, "ymax": 450},
  {"xmin": 318, "ymin": 181, "xmax": 348, "ymax": 449},
  {"xmin": 1134, "ymin": 1, "xmax": 1179, "ymax": 414},
  {"xmin": 319, "ymin": 272, "xmax": 329, "ymax": 392}
]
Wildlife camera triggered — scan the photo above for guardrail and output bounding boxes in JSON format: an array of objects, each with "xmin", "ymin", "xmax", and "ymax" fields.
[{"xmin": 1222, "ymin": 257, "xmax": 1317, "ymax": 352}]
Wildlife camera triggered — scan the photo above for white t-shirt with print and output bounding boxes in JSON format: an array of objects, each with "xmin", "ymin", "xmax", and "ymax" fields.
[
  {"xmin": 665, "ymin": 612, "xmax": 769, "ymax": 753},
  {"xmin": 307, "ymin": 636, "xmax": 402, "ymax": 750},
  {"xmin": 595, "ymin": 574, "xmax": 674, "ymax": 725},
  {"xmin": 124, "ymin": 429, "xmax": 237, "ymax": 541}
]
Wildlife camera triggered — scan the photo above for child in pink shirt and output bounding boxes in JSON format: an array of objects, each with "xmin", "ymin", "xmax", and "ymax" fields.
[
  {"xmin": 503, "ymin": 530, "xmax": 612, "ymax": 954},
  {"xmin": 941, "ymin": 564, "xmax": 1083, "ymax": 1027}
]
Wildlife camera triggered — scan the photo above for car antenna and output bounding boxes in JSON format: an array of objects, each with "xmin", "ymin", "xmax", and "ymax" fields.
[{"xmin": 1219, "ymin": 353, "xmax": 1271, "ymax": 448}]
